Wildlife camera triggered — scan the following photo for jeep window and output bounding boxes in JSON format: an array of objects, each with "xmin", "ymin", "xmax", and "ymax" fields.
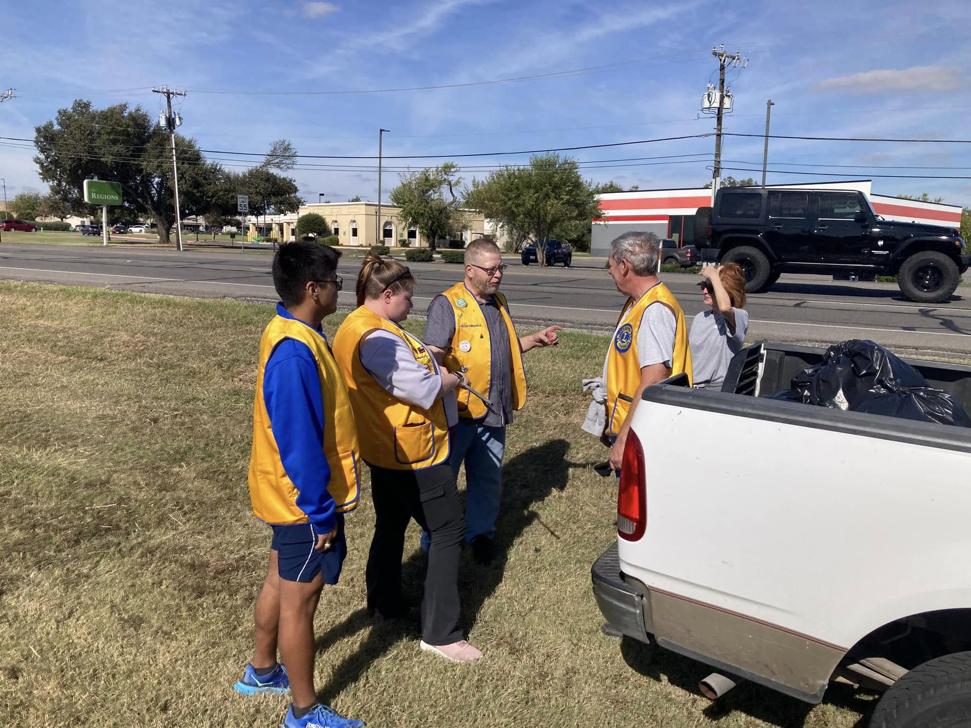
[
  {"xmin": 719, "ymin": 192, "xmax": 762, "ymax": 219},
  {"xmin": 818, "ymin": 192, "xmax": 863, "ymax": 220},
  {"xmin": 767, "ymin": 191, "xmax": 810, "ymax": 219}
]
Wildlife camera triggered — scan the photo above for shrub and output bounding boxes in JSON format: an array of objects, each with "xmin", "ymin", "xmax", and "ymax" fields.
[
  {"xmin": 398, "ymin": 238, "xmax": 411, "ymax": 248},
  {"xmin": 38, "ymin": 221, "xmax": 71, "ymax": 232},
  {"xmin": 370, "ymin": 244, "xmax": 390, "ymax": 256},
  {"xmin": 447, "ymin": 239, "xmax": 465, "ymax": 249},
  {"xmin": 405, "ymin": 248, "xmax": 433, "ymax": 263},
  {"xmin": 441, "ymin": 250, "xmax": 465, "ymax": 264},
  {"xmin": 317, "ymin": 235, "xmax": 339, "ymax": 247},
  {"xmin": 296, "ymin": 213, "xmax": 330, "ymax": 239}
]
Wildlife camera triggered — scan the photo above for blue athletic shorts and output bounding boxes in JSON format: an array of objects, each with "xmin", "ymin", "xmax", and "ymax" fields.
[{"xmin": 270, "ymin": 514, "xmax": 346, "ymax": 584}]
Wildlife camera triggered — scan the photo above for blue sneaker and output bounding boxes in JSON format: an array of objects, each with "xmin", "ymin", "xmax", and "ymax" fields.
[
  {"xmin": 233, "ymin": 662, "xmax": 290, "ymax": 695},
  {"xmin": 282, "ymin": 703, "xmax": 366, "ymax": 728}
]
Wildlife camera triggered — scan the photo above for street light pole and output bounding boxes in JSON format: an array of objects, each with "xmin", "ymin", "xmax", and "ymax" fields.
[
  {"xmin": 761, "ymin": 99, "xmax": 774, "ymax": 188},
  {"xmin": 377, "ymin": 128, "xmax": 389, "ymax": 246},
  {"xmin": 318, "ymin": 192, "xmax": 326, "ymax": 204}
]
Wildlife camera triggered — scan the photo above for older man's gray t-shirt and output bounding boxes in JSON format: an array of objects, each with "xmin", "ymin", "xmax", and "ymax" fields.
[
  {"xmin": 688, "ymin": 308, "xmax": 749, "ymax": 389},
  {"xmin": 425, "ymin": 293, "xmax": 514, "ymax": 427}
]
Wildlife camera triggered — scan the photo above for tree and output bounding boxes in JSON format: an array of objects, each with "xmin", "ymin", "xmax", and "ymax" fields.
[
  {"xmin": 389, "ymin": 163, "xmax": 463, "ymax": 251},
  {"xmin": 593, "ymin": 181, "xmax": 625, "ymax": 194},
  {"xmin": 465, "ymin": 153, "xmax": 601, "ymax": 260},
  {"xmin": 11, "ymin": 192, "xmax": 43, "ymax": 220},
  {"xmin": 236, "ymin": 167, "xmax": 301, "ymax": 221},
  {"xmin": 963, "ymin": 209, "xmax": 971, "ymax": 242},
  {"xmin": 296, "ymin": 213, "xmax": 330, "ymax": 239},
  {"xmin": 897, "ymin": 192, "xmax": 945, "ymax": 203},
  {"xmin": 34, "ymin": 100, "xmax": 221, "ymax": 245},
  {"xmin": 348, "ymin": 195, "xmax": 362, "ymax": 202},
  {"xmin": 39, "ymin": 193, "xmax": 72, "ymax": 220},
  {"xmin": 261, "ymin": 139, "xmax": 297, "ymax": 171},
  {"xmin": 704, "ymin": 176, "xmax": 757, "ymax": 189}
]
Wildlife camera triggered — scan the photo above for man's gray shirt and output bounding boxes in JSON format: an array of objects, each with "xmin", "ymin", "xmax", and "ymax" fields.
[{"xmin": 425, "ymin": 292, "xmax": 514, "ymax": 427}]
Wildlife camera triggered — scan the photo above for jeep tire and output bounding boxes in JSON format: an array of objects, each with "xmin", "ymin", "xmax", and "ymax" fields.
[
  {"xmin": 722, "ymin": 246, "xmax": 773, "ymax": 293},
  {"xmin": 870, "ymin": 651, "xmax": 971, "ymax": 728},
  {"xmin": 897, "ymin": 251, "xmax": 959, "ymax": 303}
]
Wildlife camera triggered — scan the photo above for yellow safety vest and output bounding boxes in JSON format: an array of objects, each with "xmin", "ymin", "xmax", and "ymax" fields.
[
  {"xmin": 439, "ymin": 282, "xmax": 527, "ymax": 421},
  {"xmin": 332, "ymin": 306, "xmax": 450, "ymax": 470},
  {"xmin": 604, "ymin": 282, "xmax": 692, "ymax": 435},
  {"xmin": 248, "ymin": 315, "xmax": 361, "ymax": 524}
]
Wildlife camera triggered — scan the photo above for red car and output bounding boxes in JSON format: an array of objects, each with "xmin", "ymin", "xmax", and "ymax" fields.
[{"xmin": 0, "ymin": 219, "xmax": 37, "ymax": 232}]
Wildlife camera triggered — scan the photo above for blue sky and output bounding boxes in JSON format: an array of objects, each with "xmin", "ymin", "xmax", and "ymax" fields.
[{"xmin": 3, "ymin": 0, "xmax": 971, "ymax": 207}]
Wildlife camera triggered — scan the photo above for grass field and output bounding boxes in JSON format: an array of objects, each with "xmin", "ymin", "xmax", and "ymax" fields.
[{"xmin": 0, "ymin": 282, "xmax": 873, "ymax": 727}]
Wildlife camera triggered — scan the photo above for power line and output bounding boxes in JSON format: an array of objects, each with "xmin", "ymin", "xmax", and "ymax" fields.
[
  {"xmin": 725, "ymin": 132, "xmax": 971, "ymax": 144},
  {"xmin": 716, "ymin": 166, "xmax": 971, "ymax": 180}
]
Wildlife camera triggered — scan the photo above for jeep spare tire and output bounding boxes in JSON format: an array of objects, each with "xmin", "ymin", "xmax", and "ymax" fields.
[
  {"xmin": 897, "ymin": 251, "xmax": 959, "ymax": 303},
  {"xmin": 722, "ymin": 246, "xmax": 773, "ymax": 293}
]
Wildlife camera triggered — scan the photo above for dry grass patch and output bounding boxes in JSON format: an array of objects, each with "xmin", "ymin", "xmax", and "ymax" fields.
[{"xmin": 0, "ymin": 281, "xmax": 871, "ymax": 727}]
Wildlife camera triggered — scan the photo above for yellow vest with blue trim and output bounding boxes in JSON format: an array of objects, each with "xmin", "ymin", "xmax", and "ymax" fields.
[
  {"xmin": 332, "ymin": 306, "xmax": 450, "ymax": 470},
  {"xmin": 248, "ymin": 315, "xmax": 361, "ymax": 525},
  {"xmin": 605, "ymin": 282, "xmax": 692, "ymax": 435},
  {"xmin": 440, "ymin": 282, "xmax": 527, "ymax": 421}
]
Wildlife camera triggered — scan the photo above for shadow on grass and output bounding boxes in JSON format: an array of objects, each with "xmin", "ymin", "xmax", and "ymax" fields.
[
  {"xmin": 619, "ymin": 638, "xmax": 874, "ymax": 727},
  {"xmin": 313, "ymin": 438, "xmax": 574, "ymax": 705}
]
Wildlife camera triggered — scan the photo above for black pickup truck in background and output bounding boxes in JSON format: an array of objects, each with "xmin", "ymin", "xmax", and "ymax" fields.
[{"xmin": 695, "ymin": 188, "xmax": 969, "ymax": 302}]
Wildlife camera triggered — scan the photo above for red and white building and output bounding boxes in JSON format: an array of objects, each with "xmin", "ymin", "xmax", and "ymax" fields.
[{"xmin": 591, "ymin": 180, "xmax": 963, "ymax": 255}]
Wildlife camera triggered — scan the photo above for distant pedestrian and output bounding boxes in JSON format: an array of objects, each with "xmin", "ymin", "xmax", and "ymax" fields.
[
  {"xmin": 235, "ymin": 241, "xmax": 365, "ymax": 728},
  {"xmin": 424, "ymin": 238, "xmax": 560, "ymax": 564},
  {"xmin": 602, "ymin": 231, "xmax": 692, "ymax": 472},
  {"xmin": 332, "ymin": 255, "xmax": 483, "ymax": 663},
  {"xmin": 689, "ymin": 263, "xmax": 749, "ymax": 390}
]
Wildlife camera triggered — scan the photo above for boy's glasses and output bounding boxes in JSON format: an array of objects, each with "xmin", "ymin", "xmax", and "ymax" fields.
[{"xmin": 316, "ymin": 275, "xmax": 343, "ymax": 291}]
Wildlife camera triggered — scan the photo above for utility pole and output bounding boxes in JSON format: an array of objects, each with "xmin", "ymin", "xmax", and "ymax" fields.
[
  {"xmin": 761, "ymin": 99, "xmax": 775, "ymax": 188},
  {"xmin": 705, "ymin": 46, "xmax": 745, "ymax": 195},
  {"xmin": 153, "ymin": 86, "xmax": 186, "ymax": 251},
  {"xmin": 376, "ymin": 128, "xmax": 389, "ymax": 246}
]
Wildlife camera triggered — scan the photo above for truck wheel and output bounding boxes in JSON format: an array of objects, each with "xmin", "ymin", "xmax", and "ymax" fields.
[
  {"xmin": 870, "ymin": 651, "xmax": 971, "ymax": 728},
  {"xmin": 522, "ymin": 258, "xmax": 530, "ymax": 266},
  {"xmin": 722, "ymin": 246, "xmax": 772, "ymax": 293},
  {"xmin": 897, "ymin": 251, "xmax": 959, "ymax": 303},
  {"xmin": 663, "ymin": 256, "xmax": 678, "ymax": 267}
]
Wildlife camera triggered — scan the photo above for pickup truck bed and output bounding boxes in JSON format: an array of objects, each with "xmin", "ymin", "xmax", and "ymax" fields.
[{"xmin": 593, "ymin": 342, "xmax": 971, "ymax": 711}]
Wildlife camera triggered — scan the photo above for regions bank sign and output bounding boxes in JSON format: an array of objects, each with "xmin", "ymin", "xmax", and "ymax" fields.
[{"xmin": 83, "ymin": 180, "xmax": 123, "ymax": 206}]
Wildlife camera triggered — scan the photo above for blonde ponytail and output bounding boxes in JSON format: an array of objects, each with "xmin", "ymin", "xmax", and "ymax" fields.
[{"xmin": 356, "ymin": 254, "xmax": 414, "ymax": 305}]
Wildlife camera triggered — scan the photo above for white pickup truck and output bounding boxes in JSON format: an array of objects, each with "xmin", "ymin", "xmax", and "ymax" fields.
[{"xmin": 592, "ymin": 342, "xmax": 971, "ymax": 727}]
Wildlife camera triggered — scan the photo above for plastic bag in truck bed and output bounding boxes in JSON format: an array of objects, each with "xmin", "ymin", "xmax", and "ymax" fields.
[{"xmin": 770, "ymin": 339, "xmax": 971, "ymax": 427}]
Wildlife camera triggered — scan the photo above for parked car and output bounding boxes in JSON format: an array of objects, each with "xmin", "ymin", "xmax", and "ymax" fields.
[
  {"xmin": 521, "ymin": 239, "xmax": 573, "ymax": 266},
  {"xmin": 76, "ymin": 224, "xmax": 102, "ymax": 236},
  {"xmin": 593, "ymin": 341, "xmax": 971, "ymax": 726},
  {"xmin": 659, "ymin": 239, "xmax": 699, "ymax": 268},
  {"xmin": 127, "ymin": 224, "xmax": 148, "ymax": 234},
  {"xmin": 110, "ymin": 224, "xmax": 128, "ymax": 234},
  {"xmin": 0, "ymin": 219, "xmax": 37, "ymax": 232},
  {"xmin": 697, "ymin": 187, "xmax": 969, "ymax": 302}
]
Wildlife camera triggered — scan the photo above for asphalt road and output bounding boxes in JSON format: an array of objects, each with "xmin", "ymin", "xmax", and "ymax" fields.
[{"xmin": 2, "ymin": 243, "xmax": 970, "ymax": 358}]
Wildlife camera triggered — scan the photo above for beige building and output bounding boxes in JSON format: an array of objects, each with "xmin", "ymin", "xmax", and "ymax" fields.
[{"xmin": 246, "ymin": 201, "xmax": 487, "ymax": 247}]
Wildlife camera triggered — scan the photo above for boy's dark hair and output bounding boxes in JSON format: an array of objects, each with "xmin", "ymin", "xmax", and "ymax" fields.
[{"xmin": 272, "ymin": 241, "xmax": 341, "ymax": 307}]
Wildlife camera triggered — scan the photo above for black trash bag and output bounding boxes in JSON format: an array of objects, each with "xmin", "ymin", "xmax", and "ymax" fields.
[{"xmin": 771, "ymin": 339, "xmax": 971, "ymax": 427}]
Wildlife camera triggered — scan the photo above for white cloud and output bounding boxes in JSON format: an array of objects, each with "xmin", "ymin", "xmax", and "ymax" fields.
[
  {"xmin": 302, "ymin": 1, "xmax": 339, "ymax": 19},
  {"xmin": 813, "ymin": 66, "xmax": 964, "ymax": 94}
]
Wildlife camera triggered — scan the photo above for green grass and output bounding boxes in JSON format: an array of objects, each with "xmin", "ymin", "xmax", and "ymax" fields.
[{"xmin": 0, "ymin": 282, "xmax": 870, "ymax": 727}]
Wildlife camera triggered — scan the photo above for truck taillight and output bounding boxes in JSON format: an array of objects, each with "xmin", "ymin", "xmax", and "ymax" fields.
[{"xmin": 617, "ymin": 430, "xmax": 647, "ymax": 541}]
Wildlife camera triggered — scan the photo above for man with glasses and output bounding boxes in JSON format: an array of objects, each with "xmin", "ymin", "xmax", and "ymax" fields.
[
  {"xmin": 235, "ymin": 241, "xmax": 364, "ymax": 728},
  {"xmin": 424, "ymin": 238, "xmax": 560, "ymax": 564}
]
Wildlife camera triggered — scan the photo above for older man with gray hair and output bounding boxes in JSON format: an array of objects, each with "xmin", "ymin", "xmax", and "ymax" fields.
[
  {"xmin": 424, "ymin": 238, "xmax": 560, "ymax": 564},
  {"xmin": 602, "ymin": 231, "xmax": 692, "ymax": 472}
]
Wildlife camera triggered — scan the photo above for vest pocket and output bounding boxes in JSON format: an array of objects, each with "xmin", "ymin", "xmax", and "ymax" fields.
[
  {"xmin": 608, "ymin": 393, "xmax": 634, "ymax": 435},
  {"xmin": 394, "ymin": 422, "xmax": 437, "ymax": 465},
  {"xmin": 331, "ymin": 450, "xmax": 361, "ymax": 512},
  {"xmin": 456, "ymin": 386, "xmax": 472, "ymax": 412}
]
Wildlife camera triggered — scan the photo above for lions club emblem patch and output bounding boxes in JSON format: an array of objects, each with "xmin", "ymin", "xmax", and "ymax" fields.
[
  {"xmin": 455, "ymin": 298, "xmax": 468, "ymax": 308},
  {"xmin": 614, "ymin": 323, "xmax": 634, "ymax": 353}
]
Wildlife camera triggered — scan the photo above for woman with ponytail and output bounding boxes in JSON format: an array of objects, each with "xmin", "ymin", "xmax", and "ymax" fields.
[{"xmin": 332, "ymin": 255, "xmax": 482, "ymax": 663}]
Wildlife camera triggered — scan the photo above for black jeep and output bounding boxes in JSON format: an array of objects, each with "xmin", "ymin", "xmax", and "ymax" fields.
[{"xmin": 698, "ymin": 188, "xmax": 969, "ymax": 303}]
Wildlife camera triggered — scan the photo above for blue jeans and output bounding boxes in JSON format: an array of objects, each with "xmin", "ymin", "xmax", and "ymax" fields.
[{"xmin": 449, "ymin": 420, "xmax": 506, "ymax": 543}]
